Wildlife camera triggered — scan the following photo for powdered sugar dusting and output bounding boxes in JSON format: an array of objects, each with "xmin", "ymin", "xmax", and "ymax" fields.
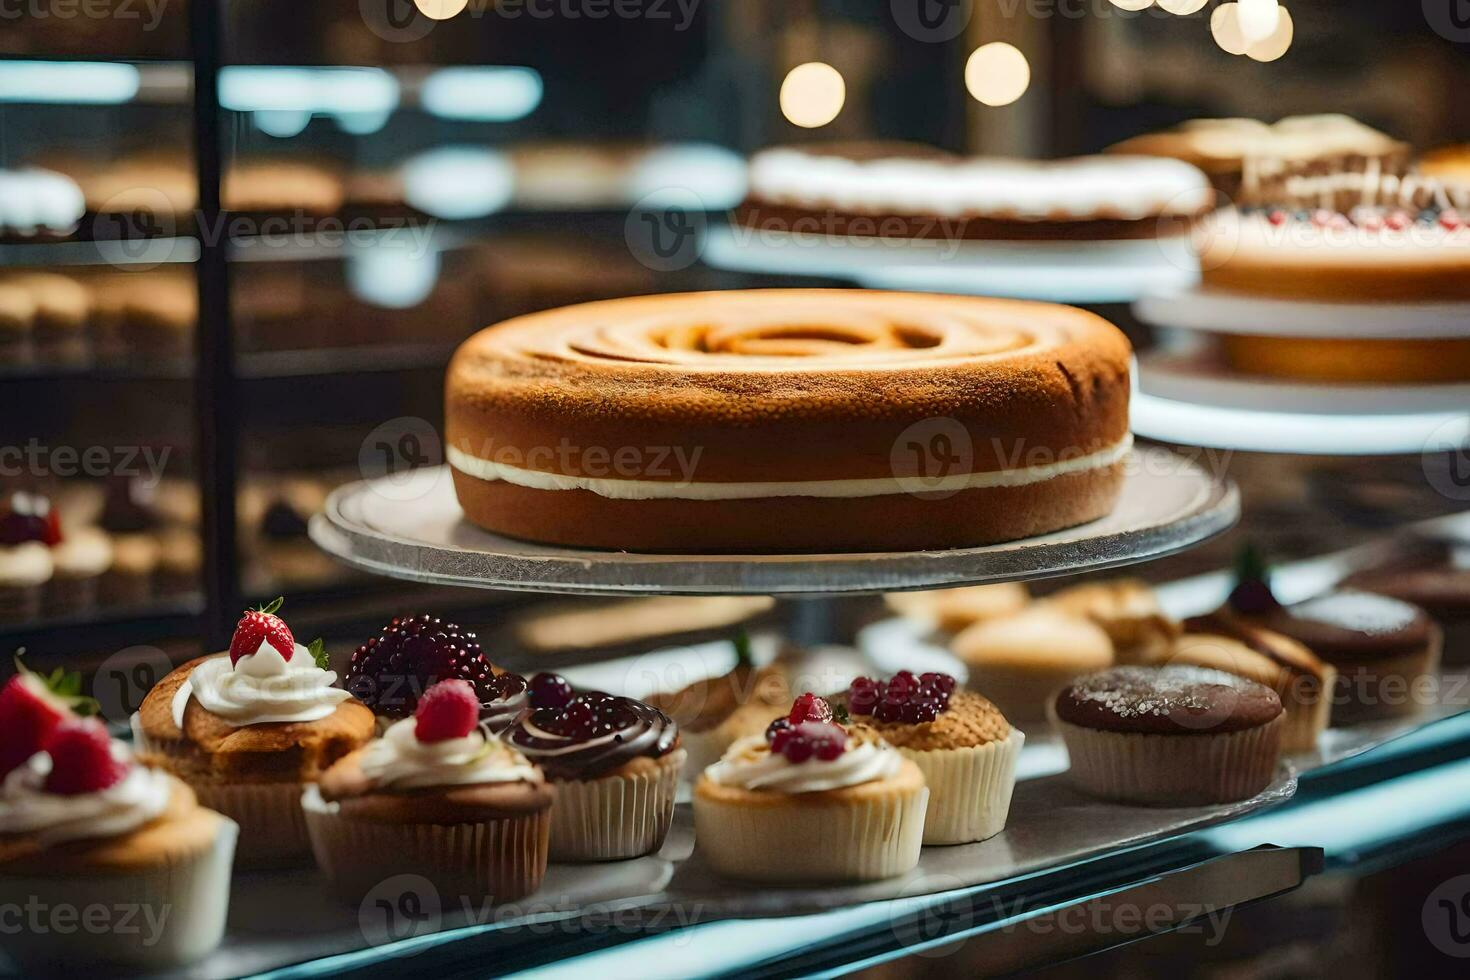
[
  {"xmin": 1068, "ymin": 665, "xmax": 1255, "ymax": 719},
  {"xmin": 1290, "ymin": 591, "xmax": 1421, "ymax": 635}
]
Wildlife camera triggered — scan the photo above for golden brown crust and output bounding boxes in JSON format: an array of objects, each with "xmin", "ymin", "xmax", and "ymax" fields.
[
  {"xmin": 1041, "ymin": 579, "xmax": 1181, "ymax": 662},
  {"xmin": 693, "ymin": 756, "xmax": 925, "ymax": 809},
  {"xmin": 137, "ymin": 655, "xmax": 375, "ymax": 782},
  {"xmin": 841, "ymin": 691, "xmax": 1010, "ymax": 751}
]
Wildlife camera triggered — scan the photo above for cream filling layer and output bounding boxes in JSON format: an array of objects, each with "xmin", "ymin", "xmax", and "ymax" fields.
[{"xmin": 448, "ymin": 435, "xmax": 1131, "ymax": 502}]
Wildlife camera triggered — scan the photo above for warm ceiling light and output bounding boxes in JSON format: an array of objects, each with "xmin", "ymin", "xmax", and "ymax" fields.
[
  {"xmin": 780, "ymin": 62, "xmax": 846, "ymax": 128},
  {"xmin": 1108, "ymin": 0, "xmax": 1154, "ymax": 9},
  {"xmin": 1247, "ymin": 6, "xmax": 1294, "ymax": 61},
  {"xmin": 1236, "ymin": 0, "xmax": 1281, "ymax": 44},
  {"xmin": 1210, "ymin": 4, "xmax": 1250, "ymax": 55},
  {"xmin": 1158, "ymin": 0, "xmax": 1208, "ymax": 14},
  {"xmin": 415, "ymin": 0, "xmax": 468, "ymax": 20},
  {"xmin": 965, "ymin": 42, "xmax": 1031, "ymax": 108}
]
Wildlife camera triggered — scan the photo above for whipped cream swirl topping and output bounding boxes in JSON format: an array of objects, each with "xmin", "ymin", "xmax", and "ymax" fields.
[
  {"xmin": 172, "ymin": 642, "xmax": 352, "ymax": 729},
  {"xmin": 0, "ymin": 747, "xmax": 170, "ymax": 845},
  {"xmin": 705, "ymin": 731, "xmax": 901, "ymax": 794},
  {"xmin": 360, "ymin": 718, "xmax": 541, "ymax": 791}
]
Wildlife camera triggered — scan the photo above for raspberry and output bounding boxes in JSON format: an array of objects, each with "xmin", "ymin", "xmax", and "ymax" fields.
[
  {"xmin": 42, "ymin": 719, "xmax": 127, "ymax": 795},
  {"xmin": 529, "ymin": 672, "xmax": 573, "ymax": 710},
  {"xmin": 788, "ymin": 692, "xmax": 832, "ymax": 725},
  {"xmin": 347, "ymin": 614, "xmax": 525, "ymax": 719},
  {"xmin": 229, "ymin": 598, "xmax": 295, "ymax": 666},
  {"xmin": 775, "ymin": 721, "xmax": 847, "ymax": 763},
  {"xmin": 413, "ymin": 679, "xmax": 480, "ymax": 743},
  {"xmin": 850, "ymin": 671, "xmax": 954, "ymax": 725}
]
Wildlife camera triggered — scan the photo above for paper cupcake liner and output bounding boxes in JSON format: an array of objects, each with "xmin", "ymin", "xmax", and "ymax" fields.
[
  {"xmin": 1279, "ymin": 665, "xmax": 1336, "ymax": 754},
  {"xmin": 901, "ymin": 729, "xmax": 1024, "ymax": 845},
  {"xmin": 301, "ymin": 786, "xmax": 550, "ymax": 905},
  {"xmin": 1328, "ymin": 635, "xmax": 1442, "ymax": 725},
  {"xmin": 188, "ymin": 779, "xmax": 311, "ymax": 868},
  {"xmin": 0, "ymin": 816, "xmax": 236, "ymax": 971},
  {"xmin": 1056, "ymin": 714, "xmax": 1284, "ymax": 806},
  {"xmin": 693, "ymin": 779, "xmax": 929, "ymax": 883},
  {"xmin": 549, "ymin": 749, "xmax": 684, "ymax": 862}
]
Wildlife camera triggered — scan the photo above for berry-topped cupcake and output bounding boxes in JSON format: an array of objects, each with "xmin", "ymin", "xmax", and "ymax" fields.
[
  {"xmin": 0, "ymin": 492, "xmax": 57, "ymax": 624},
  {"xmin": 694, "ymin": 693, "xmax": 927, "ymax": 883},
  {"xmin": 134, "ymin": 598, "xmax": 375, "ymax": 866},
  {"xmin": 505, "ymin": 675, "xmax": 683, "ymax": 861},
  {"xmin": 346, "ymin": 613, "xmax": 529, "ymax": 734},
  {"xmin": 839, "ymin": 672, "xmax": 1022, "ymax": 845},
  {"xmin": 303, "ymin": 679, "xmax": 554, "ymax": 905},
  {"xmin": 0, "ymin": 670, "xmax": 236, "ymax": 970}
]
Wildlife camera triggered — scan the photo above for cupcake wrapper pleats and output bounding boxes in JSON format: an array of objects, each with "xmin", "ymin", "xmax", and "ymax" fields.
[
  {"xmin": 902, "ymin": 729, "xmax": 1024, "ymax": 845},
  {"xmin": 548, "ymin": 749, "xmax": 684, "ymax": 862}
]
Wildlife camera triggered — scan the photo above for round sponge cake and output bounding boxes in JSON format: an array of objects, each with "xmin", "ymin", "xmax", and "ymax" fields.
[{"xmin": 445, "ymin": 289, "xmax": 1132, "ymax": 552}]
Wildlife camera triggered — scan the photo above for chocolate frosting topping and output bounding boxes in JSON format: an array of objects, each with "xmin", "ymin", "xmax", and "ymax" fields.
[
  {"xmin": 506, "ymin": 694, "xmax": 677, "ymax": 780},
  {"xmin": 1055, "ymin": 665, "xmax": 1282, "ymax": 735},
  {"xmin": 1255, "ymin": 590, "xmax": 1433, "ymax": 663},
  {"xmin": 1340, "ymin": 539, "xmax": 1470, "ymax": 617}
]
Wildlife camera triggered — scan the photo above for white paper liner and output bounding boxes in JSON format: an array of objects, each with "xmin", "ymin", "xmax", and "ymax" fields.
[
  {"xmin": 693, "ymin": 777, "xmax": 929, "ymax": 883},
  {"xmin": 1328, "ymin": 632, "xmax": 1443, "ymax": 725},
  {"xmin": 301, "ymin": 786, "xmax": 550, "ymax": 904},
  {"xmin": 186, "ymin": 779, "xmax": 311, "ymax": 868},
  {"xmin": 1279, "ymin": 665, "xmax": 1335, "ymax": 754},
  {"xmin": 1056, "ymin": 714, "xmax": 1284, "ymax": 806},
  {"xmin": 0, "ymin": 816, "xmax": 236, "ymax": 971},
  {"xmin": 901, "ymin": 729, "xmax": 1024, "ymax": 845},
  {"xmin": 548, "ymin": 748, "xmax": 684, "ymax": 862}
]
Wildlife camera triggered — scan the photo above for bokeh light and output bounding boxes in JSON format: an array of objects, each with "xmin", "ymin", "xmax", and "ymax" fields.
[
  {"xmin": 780, "ymin": 62, "xmax": 846, "ymax": 129},
  {"xmin": 965, "ymin": 43, "xmax": 1032, "ymax": 108}
]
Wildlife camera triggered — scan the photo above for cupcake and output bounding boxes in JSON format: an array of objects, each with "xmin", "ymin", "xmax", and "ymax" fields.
[
  {"xmin": 345, "ymin": 613, "xmax": 529, "ymax": 734},
  {"xmin": 693, "ymin": 694, "xmax": 927, "ymax": 883},
  {"xmin": 505, "ymin": 677, "xmax": 682, "ymax": 861},
  {"xmin": 155, "ymin": 527, "xmax": 202, "ymax": 596},
  {"xmin": 45, "ymin": 525, "xmax": 114, "ymax": 617},
  {"xmin": 952, "ymin": 607, "xmax": 1114, "ymax": 726},
  {"xmin": 1176, "ymin": 615, "xmax": 1335, "ymax": 752},
  {"xmin": 1041, "ymin": 579, "xmax": 1180, "ymax": 664},
  {"xmin": 0, "ymin": 674, "xmax": 235, "ymax": 971},
  {"xmin": 304, "ymin": 680, "xmax": 553, "ymax": 905},
  {"xmin": 133, "ymin": 599, "xmax": 375, "ymax": 866},
  {"xmin": 1053, "ymin": 665, "xmax": 1284, "ymax": 806},
  {"xmin": 0, "ymin": 492, "xmax": 59, "ymax": 624},
  {"xmin": 885, "ymin": 583, "xmax": 1030, "ymax": 635},
  {"xmin": 1340, "ymin": 537, "xmax": 1470, "ymax": 664},
  {"xmin": 840, "ymin": 674, "xmax": 1021, "ymax": 845},
  {"xmin": 103, "ymin": 533, "xmax": 161, "ymax": 607}
]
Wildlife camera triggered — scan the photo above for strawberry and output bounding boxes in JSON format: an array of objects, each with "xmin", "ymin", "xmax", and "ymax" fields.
[
  {"xmin": 0, "ymin": 658, "xmax": 95, "ymax": 778},
  {"xmin": 229, "ymin": 597, "xmax": 296, "ymax": 666},
  {"xmin": 414, "ymin": 679, "xmax": 480, "ymax": 743},
  {"xmin": 42, "ymin": 719, "xmax": 128, "ymax": 795}
]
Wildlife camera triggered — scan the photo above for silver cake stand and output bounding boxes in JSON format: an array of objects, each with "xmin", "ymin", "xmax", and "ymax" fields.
[{"xmin": 308, "ymin": 444, "xmax": 1239, "ymax": 597}]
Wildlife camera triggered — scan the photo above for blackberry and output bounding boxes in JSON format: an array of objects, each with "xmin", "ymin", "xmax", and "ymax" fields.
[{"xmin": 347, "ymin": 614, "xmax": 525, "ymax": 718}]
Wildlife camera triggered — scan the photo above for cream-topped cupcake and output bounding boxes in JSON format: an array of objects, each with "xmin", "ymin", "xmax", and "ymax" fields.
[
  {"xmin": 693, "ymin": 694, "xmax": 927, "ymax": 883},
  {"xmin": 304, "ymin": 679, "xmax": 553, "ymax": 904},
  {"xmin": 133, "ymin": 598, "xmax": 374, "ymax": 866},
  {"xmin": 46, "ymin": 525, "xmax": 114, "ymax": 617}
]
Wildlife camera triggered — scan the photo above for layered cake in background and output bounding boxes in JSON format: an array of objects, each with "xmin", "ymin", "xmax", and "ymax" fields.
[
  {"xmin": 304, "ymin": 679, "xmax": 553, "ymax": 905},
  {"xmin": 693, "ymin": 693, "xmax": 927, "ymax": 882},
  {"xmin": 1053, "ymin": 665, "xmax": 1285, "ymax": 806},
  {"xmin": 446, "ymin": 290, "xmax": 1133, "ymax": 553},
  {"xmin": 504, "ymin": 674, "xmax": 683, "ymax": 861},
  {"xmin": 1108, "ymin": 114, "xmax": 1409, "ymax": 200},
  {"xmin": 741, "ymin": 143, "xmax": 1213, "ymax": 241}
]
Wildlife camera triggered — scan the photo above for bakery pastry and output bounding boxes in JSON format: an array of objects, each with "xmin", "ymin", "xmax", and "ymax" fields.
[
  {"xmin": 1053, "ymin": 665, "xmax": 1284, "ymax": 805},
  {"xmin": 952, "ymin": 607, "xmax": 1115, "ymax": 725},
  {"xmin": 0, "ymin": 280, "xmax": 35, "ymax": 365},
  {"xmin": 740, "ymin": 144, "xmax": 1213, "ymax": 241},
  {"xmin": 304, "ymin": 680, "xmax": 553, "ymax": 904},
  {"xmin": 45, "ymin": 526, "xmax": 114, "ymax": 617},
  {"xmin": 0, "ymin": 678, "xmax": 235, "ymax": 971},
  {"xmin": 155, "ymin": 527, "xmax": 202, "ymax": 596},
  {"xmin": 884, "ymin": 583, "xmax": 1031, "ymax": 635},
  {"xmin": 1108, "ymin": 114, "xmax": 1410, "ymax": 200},
  {"xmin": 1041, "ymin": 578, "xmax": 1179, "ymax": 663},
  {"xmin": 504, "ymin": 679, "xmax": 682, "ymax": 861},
  {"xmin": 1167, "ymin": 624, "xmax": 1334, "ymax": 752},
  {"xmin": 1339, "ymin": 537, "xmax": 1470, "ymax": 663},
  {"xmin": 103, "ymin": 533, "xmax": 161, "ymax": 606},
  {"xmin": 0, "ymin": 492, "xmax": 59, "ymax": 624},
  {"xmin": 693, "ymin": 694, "xmax": 927, "ymax": 882},
  {"xmin": 446, "ymin": 290, "xmax": 1133, "ymax": 553},
  {"xmin": 840, "ymin": 675, "xmax": 1021, "ymax": 845},
  {"xmin": 346, "ymin": 614, "xmax": 529, "ymax": 734},
  {"xmin": 133, "ymin": 599, "xmax": 375, "ymax": 865}
]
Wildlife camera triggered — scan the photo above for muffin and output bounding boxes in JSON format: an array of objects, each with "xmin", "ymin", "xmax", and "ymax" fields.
[
  {"xmin": 1176, "ymin": 614, "xmax": 1335, "ymax": 752},
  {"xmin": 45, "ymin": 525, "xmax": 114, "ymax": 617},
  {"xmin": 1041, "ymin": 579, "xmax": 1180, "ymax": 663},
  {"xmin": 693, "ymin": 694, "xmax": 927, "ymax": 883},
  {"xmin": 952, "ymin": 607, "xmax": 1114, "ymax": 725},
  {"xmin": 304, "ymin": 680, "xmax": 553, "ymax": 905},
  {"xmin": 1340, "ymin": 537, "xmax": 1470, "ymax": 664},
  {"xmin": 1053, "ymin": 665, "xmax": 1284, "ymax": 806},
  {"xmin": 884, "ymin": 583, "xmax": 1031, "ymax": 635},
  {"xmin": 504, "ymin": 678, "xmax": 683, "ymax": 861},
  {"xmin": 0, "ymin": 680, "xmax": 235, "ymax": 971},
  {"xmin": 840, "ymin": 674, "xmax": 1021, "ymax": 845},
  {"xmin": 133, "ymin": 599, "xmax": 375, "ymax": 865},
  {"xmin": 345, "ymin": 614, "xmax": 529, "ymax": 735}
]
